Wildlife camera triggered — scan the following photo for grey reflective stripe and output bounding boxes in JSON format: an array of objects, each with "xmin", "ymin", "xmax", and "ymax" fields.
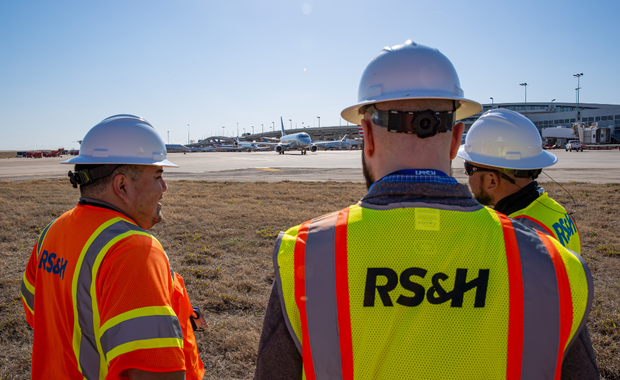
[
  {"xmin": 562, "ymin": 248, "xmax": 594, "ymax": 360},
  {"xmin": 359, "ymin": 201, "xmax": 484, "ymax": 212},
  {"xmin": 76, "ymin": 219, "xmax": 144, "ymax": 379},
  {"xmin": 304, "ymin": 212, "xmax": 342, "ymax": 379},
  {"xmin": 511, "ymin": 220, "xmax": 561, "ymax": 379},
  {"xmin": 21, "ymin": 279, "xmax": 35, "ymax": 312},
  {"xmin": 100, "ymin": 315, "xmax": 182, "ymax": 357},
  {"xmin": 513, "ymin": 217, "xmax": 550, "ymax": 236},
  {"xmin": 273, "ymin": 231, "xmax": 301, "ymax": 354},
  {"xmin": 36, "ymin": 220, "xmax": 56, "ymax": 260}
]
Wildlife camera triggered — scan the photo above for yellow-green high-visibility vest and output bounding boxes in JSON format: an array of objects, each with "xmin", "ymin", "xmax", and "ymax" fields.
[
  {"xmin": 274, "ymin": 202, "xmax": 592, "ymax": 380},
  {"xmin": 508, "ymin": 192, "xmax": 581, "ymax": 254}
]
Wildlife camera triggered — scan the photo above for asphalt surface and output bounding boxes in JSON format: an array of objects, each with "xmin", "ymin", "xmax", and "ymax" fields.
[{"xmin": 1, "ymin": 149, "xmax": 618, "ymax": 183}]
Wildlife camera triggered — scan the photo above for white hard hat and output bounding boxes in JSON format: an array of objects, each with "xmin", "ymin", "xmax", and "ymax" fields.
[
  {"xmin": 457, "ymin": 109, "xmax": 557, "ymax": 170},
  {"xmin": 341, "ymin": 40, "xmax": 482, "ymax": 125},
  {"xmin": 62, "ymin": 114, "xmax": 178, "ymax": 167}
]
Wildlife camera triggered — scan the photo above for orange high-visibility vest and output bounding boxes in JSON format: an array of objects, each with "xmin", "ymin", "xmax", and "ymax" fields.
[
  {"xmin": 275, "ymin": 202, "xmax": 593, "ymax": 379},
  {"xmin": 20, "ymin": 204, "xmax": 204, "ymax": 380}
]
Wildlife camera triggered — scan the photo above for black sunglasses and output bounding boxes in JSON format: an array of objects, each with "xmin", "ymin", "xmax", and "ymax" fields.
[{"xmin": 463, "ymin": 161, "xmax": 516, "ymax": 184}]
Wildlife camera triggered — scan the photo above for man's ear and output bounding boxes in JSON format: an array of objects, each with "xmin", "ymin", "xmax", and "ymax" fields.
[
  {"xmin": 362, "ymin": 114, "xmax": 375, "ymax": 158},
  {"xmin": 449, "ymin": 122, "xmax": 465, "ymax": 160},
  {"xmin": 485, "ymin": 172, "xmax": 500, "ymax": 191},
  {"xmin": 112, "ymin": 174, "xmax": 131, "ymax": 204}
]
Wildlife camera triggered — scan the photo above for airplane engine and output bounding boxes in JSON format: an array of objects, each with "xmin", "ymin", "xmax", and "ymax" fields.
[
  {"xmin": 310, "ymin": 145, "xmax": 318, "ymax": 152},
  {"xmin": 276, "ymin": 145, "xmax": 283, "ymax": 153}
]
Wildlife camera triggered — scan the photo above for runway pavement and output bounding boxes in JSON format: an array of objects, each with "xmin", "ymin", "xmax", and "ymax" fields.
[{"xmin": 0, "ymin": 149, "xmax": 618, "ymax": 183}]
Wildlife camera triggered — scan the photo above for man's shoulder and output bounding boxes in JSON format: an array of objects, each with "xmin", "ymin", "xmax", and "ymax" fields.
[{"xmin": 282, "ymin": 206, "xmax": 354, "ymax": 236}]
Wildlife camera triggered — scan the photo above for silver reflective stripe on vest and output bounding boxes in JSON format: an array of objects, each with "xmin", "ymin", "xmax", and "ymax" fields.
[
  {"xmin": 511, "ymin": 220, "xmax": 561, "ymax": 379},
  {"xmin": 304, "ymin": 212, "xmax": 343, "ymax": 379},
  {"xmin": 21, "ymin": 278, "xmax": 35, "ymax": 311},
  {"xmin": 76, "ymin": 219, "xmax": 146, "ymax": 379},
  {"xmin": 514, "ymin": 217, "xmax": 550, "ymax": 236},
  {"xmin": 100, "ymin": 314, "xmax": 182, "ymax": 357}
]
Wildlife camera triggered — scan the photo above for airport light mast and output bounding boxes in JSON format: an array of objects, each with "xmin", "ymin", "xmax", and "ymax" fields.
[
  {"xmin": 490, "ymin": 97, "xmax": 493, "ymax": 108},
  {"xmin": 317, "ymin": 116, "xmax": 321, "ymax": 128},
  {"xmin": 574, "ymin": 73, "xmax": 583, "ymax": 121},
  {"xmin": 519, "ymin": 83, "xmax": 528, "ymax": 113}
]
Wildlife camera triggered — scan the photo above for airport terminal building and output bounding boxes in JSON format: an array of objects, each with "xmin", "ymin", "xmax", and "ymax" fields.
[{"xmin": 188, "ymin": 101, "xmax": 620, "ymax": 150}]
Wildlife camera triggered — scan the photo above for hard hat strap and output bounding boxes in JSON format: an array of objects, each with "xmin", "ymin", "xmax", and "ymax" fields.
[
  {"xmin": 503, "ymin": 168, "xmax": 543, "ymax": 180},
  {"xmin": 368, "ymin": 104, "xmax": 456, "ymax": 139},
  {"xmin": 68, "ymin": 164, "xmax": 119, "ymax": 188}
]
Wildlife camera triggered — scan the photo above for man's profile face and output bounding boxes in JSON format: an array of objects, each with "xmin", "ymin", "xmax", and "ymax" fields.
[
  {"xmin": 469, "ymin": 172, "xmax": 493, "ymax": 205},
  {"xmin": 124, "ymin": 165, "xmax": 168, "ymax": 229}
]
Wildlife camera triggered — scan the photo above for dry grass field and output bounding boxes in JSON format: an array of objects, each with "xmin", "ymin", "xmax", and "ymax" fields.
[
  {"xmin": 0, "ymin": 179, "xmax": 618, "ymax": 379},
  {"xmin": 0, "ymin": 152, "xmax": 17, "ymax": 159}
]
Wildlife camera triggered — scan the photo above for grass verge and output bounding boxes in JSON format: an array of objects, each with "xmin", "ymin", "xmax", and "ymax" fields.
[{"xmin": 0, "ymin": 179, "xmax": 618, "ymax": 379}]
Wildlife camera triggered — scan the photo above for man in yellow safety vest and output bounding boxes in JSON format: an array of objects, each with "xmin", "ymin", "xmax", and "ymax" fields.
[
  {"xmin": 253, "ymin": 41, "xmax": 598, "ymax": 379},
  {"xmin": 458, "ymin": 108, "xmax": 581, "ymax": 255}
]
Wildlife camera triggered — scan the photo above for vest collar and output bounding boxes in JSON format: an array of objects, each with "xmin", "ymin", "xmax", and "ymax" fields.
[
  {"xmin": 362, "ymin": 180, "xmax": 479, "ymax": 207},
  {"xmin": 494, "ymin": 182, "xmax": 542, "ymax": 216}
]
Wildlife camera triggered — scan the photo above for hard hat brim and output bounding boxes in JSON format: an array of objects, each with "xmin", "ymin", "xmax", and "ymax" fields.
[
  {"xmin": 341, "ymin": 96, "xmax": 483, "ymax": 125},
  {"xmin": 457, "ymin": 145, "xmax": 558, "ymax": 170},
  {"xmin": 61, "ymin": 156, "xmax": 179, "ymax": 168}
]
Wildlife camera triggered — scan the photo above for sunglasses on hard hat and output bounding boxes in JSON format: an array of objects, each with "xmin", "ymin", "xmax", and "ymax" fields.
[{"xmin": 463, "ymin": 161, "xmax": 516, "ymax": 184}]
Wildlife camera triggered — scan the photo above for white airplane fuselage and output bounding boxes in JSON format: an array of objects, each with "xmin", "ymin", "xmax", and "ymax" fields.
[{"xmin": 279, "ymin": 133, "xmax": 312, "ymax": 151}]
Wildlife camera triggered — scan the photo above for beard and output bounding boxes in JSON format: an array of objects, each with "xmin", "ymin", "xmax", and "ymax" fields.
[
  {"xmin": 361, "ymin": 149, "xmax": 375, "ymax": 190},
  {"xmin": 473, "ymin": 174, "xmax": 494, "ymax": 205}
]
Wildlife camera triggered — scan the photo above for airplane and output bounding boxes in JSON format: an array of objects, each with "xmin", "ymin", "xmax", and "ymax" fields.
[
  {"xmin": 257, "ymin": 117, "xmax": 312, "ymax": 155},
  {"xmin": 310, "ymin": 134, "xmax": 352, "ymax": 151},
  {"xmin": 259, "ymin": 134, "xmax": 279, "ymax": 143},
  {"xmin": 211, "ymin": 139, "xmax": 244, "ymax": 151},
  {"xmin": 165, "ymin": 144, "xmax": 191, "ymax": 153},
  {"xmin": 233, "ymin": 138, "xmax": 272, "ymax": 151}
]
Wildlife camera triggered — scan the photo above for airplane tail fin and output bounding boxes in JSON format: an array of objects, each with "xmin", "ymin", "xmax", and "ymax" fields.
[
  {"xmin": 341, "ymin": 134, "xmax": 348, "ymax": 141},
  {"xmin": 280, "ymin": 117, "xmax": 286, "ymax": 136}
]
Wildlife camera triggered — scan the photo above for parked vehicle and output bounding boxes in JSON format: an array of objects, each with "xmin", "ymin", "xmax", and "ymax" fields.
[{"xmin": 566, "ymin": 140, "xmax": 583, "ymax": 152}]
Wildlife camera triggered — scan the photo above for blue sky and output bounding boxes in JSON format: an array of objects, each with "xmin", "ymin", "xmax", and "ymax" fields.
[{"xmin": 1, "ymin": 0, "xmax": 618, "ymax": 150}]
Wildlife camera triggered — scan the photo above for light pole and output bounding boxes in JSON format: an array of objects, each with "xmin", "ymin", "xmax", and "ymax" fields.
[
  {"xmin": 574, "ymin": 73, "xmax": 583, "ymax": 121},
  {"xmin": 237, "ymin": 123, "xmax": 239, "ymax": 137},
  {"xmin": 243, "ymin": 128, "xmax": 245, "ymax": 135},
  {"xmin": 519, "ymin": 83, "xmax": 528, "ymax": 111},
  {"xmin": 317, "ymin": 116, "xmax": 321, "ymax": 128},
  {"xmin": 490, "ymin": 97, "xmax": 493, "ymax": 108},
  {"xmin": 167, "ymin": 131, "xmax": 170, "ymax": 144},
  {"xmin": 222, "ymin": 126, "xmax": 225, "ymax": 137},
  {"xmin": 261, "ymin": 124, "xmax": 263, "ymax": 133},
  {"xmin": 272, "ymin": 121, "xmax": 274, "ymax": 131},
  {"xmin": 289, "ymin": 119, "xmax": 292, "ymax": 129},
  {"xmin": 252, "ymin": 126, "xmax": 254, "ymax": 134}
]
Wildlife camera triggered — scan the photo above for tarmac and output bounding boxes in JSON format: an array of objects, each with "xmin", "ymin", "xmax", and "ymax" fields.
[{"xmin": 0, "ymin": 149, "xmax": 618, "ymax": 183}]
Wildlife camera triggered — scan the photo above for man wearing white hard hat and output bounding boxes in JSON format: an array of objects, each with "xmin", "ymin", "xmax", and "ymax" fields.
[
  {"xmin": 254, "ymin": 41, "xmax": 597, "ymax": 379},
  {"xmin": 458, "ymin": 108, "xmax": 582, "ymax": 255},
  {"xmin": 20, "ymin": 115, "xmax": 205, "ymax": 380}
]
